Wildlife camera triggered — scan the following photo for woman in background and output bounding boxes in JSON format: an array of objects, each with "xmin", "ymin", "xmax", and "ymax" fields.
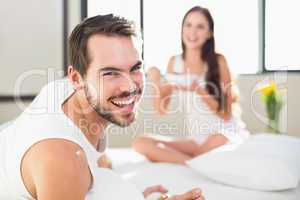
[{"xmin": 132, "ymin": 6, "xmax": 249, "ymax": 164}]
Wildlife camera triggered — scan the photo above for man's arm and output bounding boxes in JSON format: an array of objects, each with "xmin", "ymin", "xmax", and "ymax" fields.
[
  {"xmin": 98, "ymin": 153, "xmax": 112, "ymax": 169},
  {"xmin": 21, "ymin": 139, "xmax": 92, "ymax": 200}
]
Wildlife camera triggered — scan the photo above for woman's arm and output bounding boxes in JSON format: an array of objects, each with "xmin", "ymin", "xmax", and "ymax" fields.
[
  {"xmin": 194, "ymin": 83, "xmax": 220, "ymax": 114},
  {"xmin": 192, "ymin": 55, "xmax": 233, "ymax": 120},
  {"xmin": 150, "ymin": 56, "xmax": 176, "ymax": 114}
]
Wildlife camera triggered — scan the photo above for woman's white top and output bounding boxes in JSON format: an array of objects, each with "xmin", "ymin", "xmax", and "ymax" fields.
[
  {"xmin": 0, "ymin": 79, "xmax": 144, "ymax": 200},
  {"xmin": 164, "ymin": 55, "xmax": 249, "ymax": 144}
]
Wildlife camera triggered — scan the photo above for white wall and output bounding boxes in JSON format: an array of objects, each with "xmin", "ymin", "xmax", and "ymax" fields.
[
  {"xmin": 237, "ymin": 74, "xmax": 299, "ymax": 137},
  {"xmin": 0, "ymin": 0, "xmax": 64, "ymax": 95},
  {"xmin": 0, "ymin": 0, "xmax": 65, "ymax": 123}
]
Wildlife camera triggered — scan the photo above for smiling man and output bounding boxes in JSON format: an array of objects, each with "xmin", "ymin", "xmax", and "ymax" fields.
[{"xmin": 0, "ymin": 14, "xmax": 204, "ymax": 200}]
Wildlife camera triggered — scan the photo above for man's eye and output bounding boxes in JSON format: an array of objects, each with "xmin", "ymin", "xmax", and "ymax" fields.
[
  {"xmin": 131, "ymin": 65, "xmax": 142, "ymax": 72},
  {"xmin": 103, "ymin": 72, "xmax": 120, "ymax": 76}
]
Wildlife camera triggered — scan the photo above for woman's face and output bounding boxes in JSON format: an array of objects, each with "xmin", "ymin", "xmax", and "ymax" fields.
[{"xmin": 182, "ymin": 11, "xmax": 211, "ymax": 50}]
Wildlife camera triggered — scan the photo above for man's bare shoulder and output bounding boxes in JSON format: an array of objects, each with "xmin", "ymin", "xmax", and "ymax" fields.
[{"xmin": 22, "ymin": 139, "xmax": 92, "ymax": 200}]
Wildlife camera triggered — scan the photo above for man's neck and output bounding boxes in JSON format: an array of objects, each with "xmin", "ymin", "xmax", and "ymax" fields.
[{"xmin": 62, "ymin": 91, "xmax": 108, "ymax": 150}]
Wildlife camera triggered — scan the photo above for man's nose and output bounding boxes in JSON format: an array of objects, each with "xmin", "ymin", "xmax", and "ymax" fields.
[{"xmin": 119, "ymin": 74, "xmax": 136, "ymax": 92}]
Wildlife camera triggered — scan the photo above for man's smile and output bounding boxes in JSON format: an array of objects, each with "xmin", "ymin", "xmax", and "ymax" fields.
[{"xmin": 109, "ymin": 89, "xmax": 142, "ymax": 114}]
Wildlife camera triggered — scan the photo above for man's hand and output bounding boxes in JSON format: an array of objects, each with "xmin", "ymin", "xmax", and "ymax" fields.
[
  {"xmin": 143, "ymin": 185, "xmax": 168, "ymax": 198},
  {"xmin": 162, "ymin": 188, "xmax": 204, "ymax": 200},
  {"xmin": 98, "ymin": 153, "xmax": 113, "ymax": 169}
]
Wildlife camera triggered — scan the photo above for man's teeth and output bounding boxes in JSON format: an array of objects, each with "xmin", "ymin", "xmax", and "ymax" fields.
[{"xmin": 112, "ymin": 98, "xmax": 134, "ymax": 106}]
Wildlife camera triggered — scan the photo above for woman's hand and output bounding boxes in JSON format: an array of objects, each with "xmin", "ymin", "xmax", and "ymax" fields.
[
  {"xmin": 189, "ymin": 80, "xmax": 200, "ymax": 92},
  {"xmin": 161, "ymin": 188, "xmax": 205, "ymax": 200},
  {"xmin": 173, "ymin": 80, "xmax": 199, "ymax": 92},
  {"xmin": 143, "ymin": 185, "xmax": 168, "ymax": 198},
  {"xmin": 217, "ymin": 111, "xmax": 231, "ymax": 122}
]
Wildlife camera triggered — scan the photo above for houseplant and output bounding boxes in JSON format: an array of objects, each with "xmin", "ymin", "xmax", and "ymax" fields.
[{"xmin": 258, "ymin": 81, "xmax": 283, "ymax": 133}]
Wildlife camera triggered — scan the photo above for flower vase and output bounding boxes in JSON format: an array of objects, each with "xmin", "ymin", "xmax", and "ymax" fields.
[{"xmin": 267, "ymin": 117, "xmax": 280, "ymax": 134}]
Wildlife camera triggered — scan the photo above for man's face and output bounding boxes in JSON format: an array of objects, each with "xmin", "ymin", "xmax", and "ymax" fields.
[{"xmin": 83, "ymin": 34, "xmax": 144, "ymax": 127}]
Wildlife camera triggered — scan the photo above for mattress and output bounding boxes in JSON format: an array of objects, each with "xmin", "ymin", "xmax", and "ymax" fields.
[{"xmin": 106, "ymin": 144, "xmax": 300, "ymax": 200}]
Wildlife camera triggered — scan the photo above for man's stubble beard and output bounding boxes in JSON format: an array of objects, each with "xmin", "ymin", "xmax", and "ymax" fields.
[{"xmin": 83, "ymin": 84, "xmax": 135, "ymax": 127}]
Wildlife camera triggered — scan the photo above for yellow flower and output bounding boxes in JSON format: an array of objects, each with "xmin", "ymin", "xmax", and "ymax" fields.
[{"xmin": 258, "ymin": 81, "xmax": 277, "ymax": 96}]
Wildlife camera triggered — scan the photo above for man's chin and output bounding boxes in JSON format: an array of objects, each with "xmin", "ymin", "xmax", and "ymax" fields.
[{"xmin": 113, "ymin": 113, "xmax": 136, "ymax": 127}]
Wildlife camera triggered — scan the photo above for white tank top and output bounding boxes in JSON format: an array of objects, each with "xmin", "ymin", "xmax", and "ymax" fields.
[
  {"xmin": 0, "ymin": 79, "xmax": 145, "ymax": 200},
  {"xmin": 164, "ymin": 55, "xmax": 206, "ymax": 87},
  {"xmin": 163, "ymin": 55, "xmax": 250, "ymax": 143}
]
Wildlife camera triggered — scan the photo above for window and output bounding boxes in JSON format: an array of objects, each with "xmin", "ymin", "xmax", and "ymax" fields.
[
  {"xmin": 265, "ymin": 0, "xmax": 300, "ymax": 71},
  {"xmin": 87, "ymin": 0, "xmax": 299, "ymax": 73},
  {"xmin": 143, "ymin": 0, "xmax": 261, "ymax": 74}
]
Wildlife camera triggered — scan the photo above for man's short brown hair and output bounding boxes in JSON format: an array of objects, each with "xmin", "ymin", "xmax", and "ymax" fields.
[{"xmin": 68, "ymin": 14, "xmax": 136, "ymax": 76}]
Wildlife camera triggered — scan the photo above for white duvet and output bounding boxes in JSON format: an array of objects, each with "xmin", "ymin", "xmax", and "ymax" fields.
[{"xmin": 106, "ymin": 134, "xmax": 300, "ymax": 200}]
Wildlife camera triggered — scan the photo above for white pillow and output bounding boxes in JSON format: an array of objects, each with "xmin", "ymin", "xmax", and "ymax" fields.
[
  {"xmin": 238, "ymin": 134, "xmax": 300, "ymax": 180},
  {"xmin": 186, "ymin": 142, "xmax": 298, "ymax": 191}
]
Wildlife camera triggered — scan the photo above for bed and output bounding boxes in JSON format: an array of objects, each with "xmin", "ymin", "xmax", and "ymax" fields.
[
  {"xmin": 1, "ymin": 121, "xmax": 299, "ymax": 199},
  {"xmin": 106, "ymin": 134, "xmax": 300, "ymax": 200}
]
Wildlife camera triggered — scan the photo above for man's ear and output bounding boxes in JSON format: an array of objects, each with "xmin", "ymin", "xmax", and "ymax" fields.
[{"xmin": 67, "ymin": 66, "xmax": 84, "ymax": 90}]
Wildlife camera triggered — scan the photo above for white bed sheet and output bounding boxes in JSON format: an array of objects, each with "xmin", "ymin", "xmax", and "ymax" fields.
[{"xmin": 106, "ymin": 147, "xmax": 300, "ymax": 200}]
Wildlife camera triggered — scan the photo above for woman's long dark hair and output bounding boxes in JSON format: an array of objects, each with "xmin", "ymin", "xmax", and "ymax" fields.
[{"xmin": 181, "ymin": 6, "xmax": 224, "ymax": 111}]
